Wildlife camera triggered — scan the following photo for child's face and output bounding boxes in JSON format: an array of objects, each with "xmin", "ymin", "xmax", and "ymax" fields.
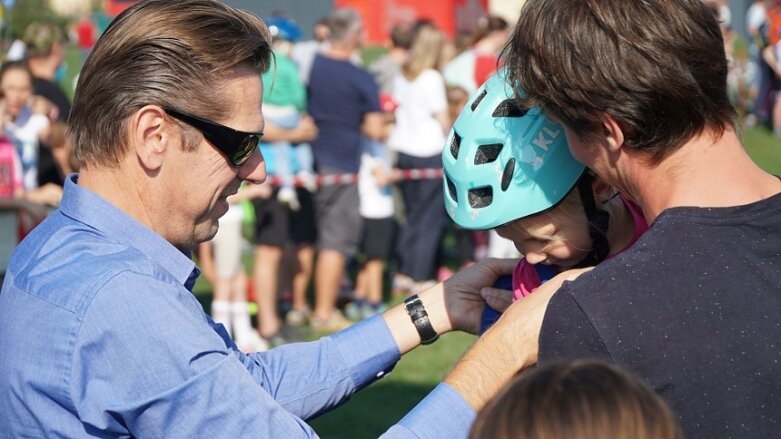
[
  {"xmin": 495, "ymin": 210, "xmax": 593, "ymax": 268},
  {"xmin": 1, "ymin": 68, "xmax": 33, "ymax": 119}
]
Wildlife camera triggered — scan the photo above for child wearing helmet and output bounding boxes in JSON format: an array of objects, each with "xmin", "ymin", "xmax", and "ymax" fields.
[
  {"xmin": 442, "ymin": 70, "xmax": 648, "ymax": 317},
  {"xmin": 261, "ymin": 15, "xmax": 317, "ymax": 210}
]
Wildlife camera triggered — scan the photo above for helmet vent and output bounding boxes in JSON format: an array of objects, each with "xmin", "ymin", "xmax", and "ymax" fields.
[
  {"xmin": 468, "ymin": 186, "xmax": 493, "ymax": 209},
  {"xmin": 471, "ymin": 88, "xmax": 488, "ymax": 112},
  {"xmin": 446, "ymin": 176, "xmax": 458, "ymax": 203},
  {"xmin": 474, "ymin": 143, "xmax": 503, "ymax": 165},
  {"xmin": 450, "ymin": 132, "xmax": 461, "ymax": 160},
  {"xmin": 493, "ymin": 99, "xmax": 529, "ymax": 118},
  {"xmin": 501, "ymin": 158, "xmax": 515, "ymax": 191}
]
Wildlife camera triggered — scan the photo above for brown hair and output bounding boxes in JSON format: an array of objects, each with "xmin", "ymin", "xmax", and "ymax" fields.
[
  {"xmin": 502, "ymin": 0, "xmax": 735, "ymax": 164},
  {"xmin": 470, "ymin": 360, "xmax": 683, "ymax": 439},
  {"xmin": 68, "ymin": 0, "xmax": 271, "ymax": 168},
  {"xmin": 471, "ymin": 15, "xmax": 508, "ymax": 46},
  {"xmin": 389, "ymin": 22, "xmax": 415, "ymax": 50}
]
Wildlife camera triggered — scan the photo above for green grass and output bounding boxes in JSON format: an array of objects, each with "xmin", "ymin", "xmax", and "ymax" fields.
[
  {"xmin": 310, "ymin": 331, "xmax": 475, "ymax": 438},
  {"xmin": 741, "ymin": 124, "xmax": 781, "ymax": 175}
]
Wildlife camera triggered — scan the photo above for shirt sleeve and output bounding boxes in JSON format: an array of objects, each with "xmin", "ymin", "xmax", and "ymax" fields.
[
  {"xmin": 359, "ymin": 70, "xmax": 382, "ymax": 114},
  {"xmin": 71, "ymin": 270, "xmax": 400, "ymax": 437},
  {"xmin": 538, "ymin": 283, "xmax": 612, "ymax": 363},
  {"xmin": 381, "ymin": 383, "xmax": 476, "ymax": 438}
]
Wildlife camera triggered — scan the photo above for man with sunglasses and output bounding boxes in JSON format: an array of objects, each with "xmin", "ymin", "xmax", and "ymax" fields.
[{"xmin": 0, "ymin": 1, "xmax": 529, "ymax": 437}]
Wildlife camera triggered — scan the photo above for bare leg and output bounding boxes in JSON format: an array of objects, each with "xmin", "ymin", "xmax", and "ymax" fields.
[
  {"xmin": 313, "ymin": 249, "xmax": 344, "ymax": 321},
  {"xmin": 253, "ymin": 244, "xmax": 283, "ymax": 338},
  {"xmin": 364, "ymin": 258, "xmax": 384, "ymax": 305},
  {"xmin": 291, "ymin": 244, "xmax": 314, "ymax": 312}
]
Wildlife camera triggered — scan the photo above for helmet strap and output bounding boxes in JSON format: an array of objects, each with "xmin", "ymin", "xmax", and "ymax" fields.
[{"xmin": 573, "ymin": 172, "xmax": 610, "ymax": 268}]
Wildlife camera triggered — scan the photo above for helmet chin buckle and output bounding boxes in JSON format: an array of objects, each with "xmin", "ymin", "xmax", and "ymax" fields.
[{"xmin": 574, "ymin": 173, "xmax": 611, "ymax": 268}]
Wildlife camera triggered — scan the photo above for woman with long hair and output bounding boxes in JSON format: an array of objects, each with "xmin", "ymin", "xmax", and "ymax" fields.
[{"xmin": 388, "ymin": 23, "xmax": 451, "ymax": 294}]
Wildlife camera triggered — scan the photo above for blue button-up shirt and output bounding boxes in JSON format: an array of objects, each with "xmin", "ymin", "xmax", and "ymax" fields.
[{"xmin": 0, "ymin": 175, "xmax": 474, "ymax": 437}]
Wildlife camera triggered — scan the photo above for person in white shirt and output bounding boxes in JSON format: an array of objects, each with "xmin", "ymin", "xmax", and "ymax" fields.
[{"xmin": 387, "ymin": 23, "xmax": 450, "ymax": 294}]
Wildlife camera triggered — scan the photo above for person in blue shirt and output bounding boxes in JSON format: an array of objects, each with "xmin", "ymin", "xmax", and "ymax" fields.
[{"xmin": 0, "ymin": 1, "xmax": 533, "ymax": 437}]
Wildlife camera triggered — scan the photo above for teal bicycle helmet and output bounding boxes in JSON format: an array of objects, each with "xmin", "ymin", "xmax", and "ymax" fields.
[{"xmin": 443, "ymin": 69, "xmax": 610, "ymax": 266}]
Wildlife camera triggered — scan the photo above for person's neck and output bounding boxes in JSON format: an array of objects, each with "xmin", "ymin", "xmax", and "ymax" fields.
[
  {"xmin": 628, "ymin": 127, "xmax": 781, "ymax": 223},
  {"xmin": 604, "ymin": 193, "xmax": 635, "ymax": 255},
  {"xmin": 388, "ymin": 47, "xmax": 407, "ymax": 63},
  {"xmin": 325, "ymin": 42, "xmax": 355, "ymax": 60},
  {"xmin": 78, "ymin": 162, "xmax": 158, "ymax": 235},
  {"xmin": 26, "ymin": 58, "xmax": 56, "ymax": 81}
]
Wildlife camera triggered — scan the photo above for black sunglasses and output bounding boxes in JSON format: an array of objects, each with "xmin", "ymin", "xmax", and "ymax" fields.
[{"xmin": 164, "ymin": 108, "xmax": 263, "ymax": 167}]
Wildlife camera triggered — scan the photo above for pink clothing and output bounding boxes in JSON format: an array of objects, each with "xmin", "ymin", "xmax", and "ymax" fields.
[
  {"xmin": 512, "ymin": 197, "xmax": 649, "ymax": 300},
  {"xmin": 0, "ymin": 138, "xmax": 22, "ymax": 198}
]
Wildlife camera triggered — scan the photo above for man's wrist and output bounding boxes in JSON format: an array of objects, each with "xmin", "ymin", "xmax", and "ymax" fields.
[
  {"xmin": 404, "ymin": 294, "xmax": 439, "ymax": 345},
  {"xmin": 415, "ymin": 282, "xmax": 452, "ymax": 335}
]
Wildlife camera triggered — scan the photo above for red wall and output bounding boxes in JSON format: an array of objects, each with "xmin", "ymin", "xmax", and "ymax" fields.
[{"xmin": 335, "ymin": 0, "xmax": 488, "ymax": 44}]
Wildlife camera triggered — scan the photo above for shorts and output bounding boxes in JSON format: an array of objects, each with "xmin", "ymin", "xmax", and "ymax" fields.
[
  {"xmin": 212, "ymin": 207, "xmax": 243, "ymax": 278},
  {"xmin": 252, "ymin": 188, "xmax": 316, "ymax": 247},
  {"xmin": 314, "ymin": 182, "xmax": 362, "ymax": 255},
  {"xmin": 360, "ymin": 217, "xmax": 396, "ymax": 260}
]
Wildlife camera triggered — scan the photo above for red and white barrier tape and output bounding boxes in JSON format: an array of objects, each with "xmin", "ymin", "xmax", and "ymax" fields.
[{"xmin": 265, "ymin": 167, "xmax": 444, "ymax": 188}]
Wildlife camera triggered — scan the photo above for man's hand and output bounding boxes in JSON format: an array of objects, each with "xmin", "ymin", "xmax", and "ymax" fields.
[
  {"xmin": 262, "ymin": 115, "xmax": 318, "ymax": 144},
  {"xmin": 437, "ymin": 258, "xmax": 519, "ymax": 335},
  {"xmin": 444, "ymin": 266, "xmax": 593, "ymax": 411},
  {"xmin": 24, "ymin": 183, "xmax": 63, "ymax": 207},
  {"xmin": 291, "ymin": 115, "xmax": 317, "ymax": 143},
  {"xmin": 480, "ymin": 266, "xmax": 593, "ymax": 312},
  {"xmin": 381, "ymin": 258, "xmax": 516, "ymax": 356}
]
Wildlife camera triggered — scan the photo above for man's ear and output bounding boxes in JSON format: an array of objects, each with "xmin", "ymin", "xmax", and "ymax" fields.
[
  {"xmin": 600, "ymin": 113, "xmax": 625, "ymax": 154},
  {"xmin": 131, "ymin": 106, "xmax": 169, "ymax": 171}
]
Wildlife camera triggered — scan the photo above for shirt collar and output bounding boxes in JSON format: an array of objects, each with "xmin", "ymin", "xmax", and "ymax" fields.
[{"xmin": 59, "ymin": 174, "xmax": 200, "ymax": 290}]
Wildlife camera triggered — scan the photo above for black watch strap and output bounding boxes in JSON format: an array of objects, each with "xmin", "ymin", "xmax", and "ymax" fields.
[{"xmin": 404, "ymin": 294, "xmax": 439, "ymax": 345}]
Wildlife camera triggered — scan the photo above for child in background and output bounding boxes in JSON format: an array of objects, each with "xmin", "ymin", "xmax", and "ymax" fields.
[
  {"xmin": 201, "ymin": 183, "xmax": 269, "ymax": 352},
  {"xmin": 345, "ymin": 138, "xmax": 396, "ymax": 320},
  {"xmin": 442, "ymin": 71, "xmax": 647, "ymax": 319},
  {"xmin": 262, "ymin": 15, "xmax": 316, "ymax": 211},
  {"xmin": 0, "ymin": 136, "xmax": 24, "ymax": 274}
]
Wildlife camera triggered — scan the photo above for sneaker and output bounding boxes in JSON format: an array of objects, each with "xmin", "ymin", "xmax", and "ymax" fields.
[
  {"xmin": 361, "ymin": 302, "xmax": 388, "ymax": 320},
  {"xmin": 297, "ymin": 172, "xmax": 318, "ymax": 193},
  {"xmin": 235, "ymin": 331, "xmax": 269, "ymax": 353},
  {"xmin": 285, "ymin": 308, "xmax": 310, "ymax": 327},
  {"xmin": 266, "ymin": 331, "xmax": 289, "ymax": 348},
  {"xmin": 344, "ymin": 301, "xmax": 364, "ymax": 321},
  {"xmin": 277, "ymin": 186, "xmax": 300, "ymax": 211},
  {"xmin": 392, "ymin": 274, "xmax": 415, "ymax": 297},
  {"xmin": 310, "ymin": 310, "xmax": 353, "ymax": 333}
]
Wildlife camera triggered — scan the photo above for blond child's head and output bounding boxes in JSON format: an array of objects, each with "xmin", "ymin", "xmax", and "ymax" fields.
[{"xmin": 494, "ymin": 177, "xmax": 617, "ymax": 268}]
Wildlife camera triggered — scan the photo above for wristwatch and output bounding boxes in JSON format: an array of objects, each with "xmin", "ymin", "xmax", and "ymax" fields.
[{"xmin": 404, "ymin": 294, "xmax": 439, "ymax": 345}]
